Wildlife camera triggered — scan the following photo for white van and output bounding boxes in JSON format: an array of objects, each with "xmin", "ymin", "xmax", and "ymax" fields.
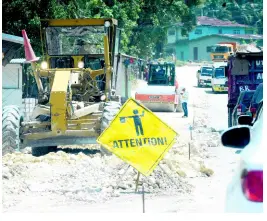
[
  {"xmin": 196, "ymin": 65, "xmax": 214, "ymax": 87},
  {"xmin": 211, "ymin": 66, "xmax": 228, "ymax": 93}
]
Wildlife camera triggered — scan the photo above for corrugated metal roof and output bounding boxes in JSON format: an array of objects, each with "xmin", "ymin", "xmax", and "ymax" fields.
[
  {"xmin": 197, "ymin": 16, "xmax": 250, "ymax": 27},
  {"xmin": 2, "ymin": 33, "xmax": 24, "ymax": 44},
  {"xmin": 10, "ymin": 57, "xmax": 40, "ymax": 64},
  {"xmin": 218, "ymin": 34, "xmax": 263, "ymax": 40},
  {"xmin": 174, "ymin": 16, "xmax": 250, "ymax": 28},
  {"xmin": 236, "ymin": 44, "xmax": 262, "ymax": 53},
  {"xmin": 189, "ymin": 34, "xmax": 263, "ymax": 42}
]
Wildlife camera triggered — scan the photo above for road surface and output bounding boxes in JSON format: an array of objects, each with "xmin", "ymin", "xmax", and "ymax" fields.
[{"xmin": 3, "ymin": 65, "xmax": 239, "ymax": 213}]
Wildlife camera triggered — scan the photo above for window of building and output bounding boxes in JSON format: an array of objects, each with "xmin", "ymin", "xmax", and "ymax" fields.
[
  {"xmin": 181, "ymin": 28, "xmax": 188, "ymax": 37},
  {"xmin": 245, "ymin": 29, "xmax": 254, "ymax": 34},
  {"xmin": 206, "ymin": 46, "xmax": 213, "ymax": 52},
  {"xmin": 218, "ymin": 29, "xmax": 222, "ymax": 34},
  {"xmin": 195, "ymin": 29, "xmax": 202, "ymax": 34},
  {"xmin": 168, "ymin": 28, "xmax": 176, "ymax": 36},
  {"xmin": 233, "ymin": 30, "xmax": 240, "ymax": 34}
]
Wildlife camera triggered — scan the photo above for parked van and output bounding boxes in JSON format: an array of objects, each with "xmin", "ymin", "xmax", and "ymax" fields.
[
  {"xmin": 211, "ymin": 66, "xmax": 228, "ymax": 93},
  {"xmin": 196, "ymin": 65, "xmax": 214, "ymax": 87}
]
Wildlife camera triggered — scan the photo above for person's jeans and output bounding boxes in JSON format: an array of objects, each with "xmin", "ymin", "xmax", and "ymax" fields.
[{"xmin": 182, "ymin": 102, "xmax": 188, "ymax": 117}]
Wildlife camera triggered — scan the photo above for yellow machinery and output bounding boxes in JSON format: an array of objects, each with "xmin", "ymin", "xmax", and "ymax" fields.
[
  {"xmin": 210, "ymin": 42, "xmax": 237, "ymax": 62},
  {"xmin": 19, "ymin": 18, "xmax": 122, "ymax": 156}
]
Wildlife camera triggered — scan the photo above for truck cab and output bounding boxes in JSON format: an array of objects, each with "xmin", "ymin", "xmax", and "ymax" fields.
[
  {"xmin": 210, "ymin": 42, "xmax": 237, "ymax": 62},
  {"xmin": 227, "ymin": 45, "xmax": 263, "ymax": 127},
  {"xmin": 211, "ymin": 65, "xmax": 228, "ymax": 93},
  {"xmin": 197, "ymin": 65, "xmax": 214, "ymax": 87}
]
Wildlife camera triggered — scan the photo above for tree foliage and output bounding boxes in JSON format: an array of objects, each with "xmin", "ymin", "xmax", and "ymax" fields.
[
  {"xmin": 3, "ymin": 0, "xmax": 262, "ymax": 59},
  {"xmin": 195, "ymin": 0, "xmax": 263, "ymax": 34}
]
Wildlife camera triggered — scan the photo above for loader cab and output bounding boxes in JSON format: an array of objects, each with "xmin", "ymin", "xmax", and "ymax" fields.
[
  {"xmin": 148, "ymin": 62, "xmax": 175, "ymax": 86},
  {"xmin": 40, "ymin": 18, "xmax": 120, "ymax": 70},
  {"xmin": 38, "ymin": 18, "xmax": 121, "ymax": 102}
]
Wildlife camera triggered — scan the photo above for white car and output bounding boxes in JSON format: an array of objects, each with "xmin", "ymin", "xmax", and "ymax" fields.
[{"xmin": 221, "ymin": 102, "xmax": 263, "ymax": 213}]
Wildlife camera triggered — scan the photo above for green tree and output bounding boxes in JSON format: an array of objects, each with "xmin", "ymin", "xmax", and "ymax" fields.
[
  {"xmin": 2, "ymin": 0, "xmax": 204, "ymax": 58},
  {"xmin": 196, "ymin": 0, "xmax": 263, "ymax": 34}
]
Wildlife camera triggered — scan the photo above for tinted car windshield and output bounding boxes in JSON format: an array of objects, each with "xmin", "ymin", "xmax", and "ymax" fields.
[
  {"xmin": 214, "ymin": 68, "xmax": 225, "ymax": 78},
  {"xmin": 213, "ymin": 46, "xmax": 229, "ymax": 53},
  {"xmin": 201, "ymin": 67, "xmax": 213, "ymax": 76}
]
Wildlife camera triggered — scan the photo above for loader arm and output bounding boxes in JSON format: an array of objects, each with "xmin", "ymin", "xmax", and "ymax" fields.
[{"xmin": 104, "ymin": 35, "xmax": 111, "ymax": 95}]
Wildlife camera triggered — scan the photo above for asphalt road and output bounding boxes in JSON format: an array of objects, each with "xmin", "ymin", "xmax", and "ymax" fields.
[
  {"xmin": 175, "ymin": 65, "xmax": 228, "ymax": 132},
  {"xmin": 67, "ymin": 65, "xmax": 237, "ymax": 213}
]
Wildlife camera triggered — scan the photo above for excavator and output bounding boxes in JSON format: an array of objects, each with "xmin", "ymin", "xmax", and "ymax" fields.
[{"xmin": 2, "ymin": 18, "xmax": 122, "ymax": 156}]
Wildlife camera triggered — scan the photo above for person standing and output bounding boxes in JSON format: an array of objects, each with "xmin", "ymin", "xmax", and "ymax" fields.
[{"xmin": 180, "ymin": 87, "xmax": 189, "ymax": 118}]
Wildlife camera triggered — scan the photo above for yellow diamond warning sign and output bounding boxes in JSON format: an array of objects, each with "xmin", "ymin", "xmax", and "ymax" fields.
[{"xmin": 97, "ymin": 98, "xmax": 178, "ymax": 176}]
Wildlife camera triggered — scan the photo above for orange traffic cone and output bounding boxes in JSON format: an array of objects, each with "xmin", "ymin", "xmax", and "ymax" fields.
[{"xmin": 22, "ymin": 30, "xmax": 39, "ymax": 62}]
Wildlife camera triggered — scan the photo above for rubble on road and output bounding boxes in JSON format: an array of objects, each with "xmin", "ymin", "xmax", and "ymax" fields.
[{"xmin": 2, "ymin": 77, "xmax": 221, "ymax": 212}]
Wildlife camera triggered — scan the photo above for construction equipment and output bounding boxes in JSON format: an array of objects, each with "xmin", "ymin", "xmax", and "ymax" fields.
[
  {"xmin": 210, "ymin": 42, "xmax": 238, "ymax": 62},
  {"xmin": 135, "ymin": 60, "xmax": 180, "ymax": 112},
  {"xmin": 3, "ymin": 18, "xmax": 124, "ymax": 156},
  {"xmin": 226, "ymin": 44, "xmax": 263, "ymax": 127}
]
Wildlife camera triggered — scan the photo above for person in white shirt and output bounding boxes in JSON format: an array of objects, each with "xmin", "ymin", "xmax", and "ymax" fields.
[{"xmin": 180, "ymin": 87, "xmax": 189, "ymax": 118}]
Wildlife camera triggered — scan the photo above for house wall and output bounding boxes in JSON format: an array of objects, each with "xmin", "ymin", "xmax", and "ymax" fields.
[
  {"xmin": 188, "ymin": 36, "xmax": 242, "ymax": 61},
  {"xmin": 167, "ymin": 27, "xmax": 176, "ymax": 44},
  {"xmin": 166, "ymin": 23, "xmax": 261, "ymax": 62},
  {"xmin": 189, "ymin": 26, "xmax": 247, "ymax": 40},
  {"xmin": 175, "ymin": 41, "xmax": 190, "ymax": 61}
]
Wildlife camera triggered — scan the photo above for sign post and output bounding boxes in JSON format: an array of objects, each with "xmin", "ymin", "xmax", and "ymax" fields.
[
  {"xmin": 97, "ymin": 98, "xmax": 179, "ymax": 212},
  {"xmin": 97, "ymin": 98, "xmax": 178, "ymax": 176}
]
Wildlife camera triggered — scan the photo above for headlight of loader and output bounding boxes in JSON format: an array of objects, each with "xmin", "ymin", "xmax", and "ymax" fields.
[
  {"xmin": 78, "ymin": 61, "xmax": 84, "ymax": 69},
  {"xmin": 41, "ymin": 61, "xmax": 48, "ymax": 69},
  {"xmin": 100, "ymin": 95, "xmax": 106, "ymax": 101},
  {"xmin": 104, "ymin": 21, "xmax": 111, "ymax": 28}
]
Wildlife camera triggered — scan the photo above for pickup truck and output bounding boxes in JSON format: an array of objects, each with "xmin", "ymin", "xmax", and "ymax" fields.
[{"xmin": 227, "ymin": 46, "xmax": 263, "ymax": 127}]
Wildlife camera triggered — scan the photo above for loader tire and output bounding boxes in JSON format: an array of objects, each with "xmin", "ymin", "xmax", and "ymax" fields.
[
  {"xmin": 31, "ymin": 146, "xmax": 57, "ymax": 157},
  {"xmin": 2, "ymin": 105, "xmax": 21, "ymax": 156},
  {"xmin": 100, "ymin": 101, "xmax": 121, "ymax": 155}
]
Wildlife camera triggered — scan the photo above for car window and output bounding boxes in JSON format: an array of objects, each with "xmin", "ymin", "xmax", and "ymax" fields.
[
  {"xmin": 201, "ymin": 67, "xmax": 213, "ymax": 76},
  {"xmin": 214, "ymin": 68, "xmax": 225, "ymax": 78}
]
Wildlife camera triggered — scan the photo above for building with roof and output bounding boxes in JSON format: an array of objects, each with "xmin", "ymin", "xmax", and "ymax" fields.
[{"xmin": 165, "ymin": 16, "xmax": 263, "ymax": 61}]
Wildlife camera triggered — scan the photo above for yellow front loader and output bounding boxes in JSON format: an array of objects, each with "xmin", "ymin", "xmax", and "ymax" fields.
[{"xmin": 8, "ymin": 18, "xmax": 122, "ymax": 156}]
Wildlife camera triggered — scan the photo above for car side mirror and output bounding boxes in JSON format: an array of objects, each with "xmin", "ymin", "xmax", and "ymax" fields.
[
  {"xmin": 238, "ymin": 115, "xmax": 253, "ymax": 126},
  {"xmin": 221, "ymin": 126, "xmax": 250, "ymax": 148}
]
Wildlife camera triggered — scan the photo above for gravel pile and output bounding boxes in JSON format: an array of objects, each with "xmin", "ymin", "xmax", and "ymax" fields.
[
  {"xmin": 2, "ymin": 78, "xmax": 221, "ymax": 212},
  {"xmin": 2, "ymin": 148, "xmax": 195, "ymax": 210}
]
